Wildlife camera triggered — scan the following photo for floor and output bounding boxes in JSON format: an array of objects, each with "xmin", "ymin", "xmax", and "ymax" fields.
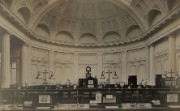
[{"xmin": 0, "ymin": 103, "xmax": 180, "ymax": 111}]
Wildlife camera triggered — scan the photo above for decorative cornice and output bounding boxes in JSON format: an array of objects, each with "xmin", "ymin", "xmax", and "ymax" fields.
[{"xmin": 0, "ymin": 1, "xmax": 179, "ymax": 48}]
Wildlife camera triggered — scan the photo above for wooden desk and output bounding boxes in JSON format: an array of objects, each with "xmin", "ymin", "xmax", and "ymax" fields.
[
  {"xmin": 24, "ymin": 91, "xmax": 59, "ymax": 109},
  {"xmin": 158, "ymin": 91, "xmax": 180, "ymax": 105},
  {"xmin": 1, "ymin": 87, "xmax": 180, "ymax": 109}
]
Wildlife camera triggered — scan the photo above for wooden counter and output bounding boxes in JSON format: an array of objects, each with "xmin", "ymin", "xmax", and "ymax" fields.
[{"xmin": 158, "ymin": 91, "xmax": 180, "ymax": 105}]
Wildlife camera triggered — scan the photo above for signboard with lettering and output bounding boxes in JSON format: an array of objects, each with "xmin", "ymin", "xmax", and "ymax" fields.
[
  {"xmin": 167, "ymin": 94, "xmax": 178, "ymax": 103},
  {"xmin": 39, "ymin": 95, "xmax": 51, "ymax": 103}
]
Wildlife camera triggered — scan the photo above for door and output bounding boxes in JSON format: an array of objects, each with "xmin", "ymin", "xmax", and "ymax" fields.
[{"xmin": 128, "ymin": 75, "xmax": 137, "ymax": 86}]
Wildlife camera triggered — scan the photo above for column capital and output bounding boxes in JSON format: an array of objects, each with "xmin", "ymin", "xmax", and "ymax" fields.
[
  {"xmin": 0, "ymin": 29, "xmax": 10, "ymax": 36},
  {"xmin": 98, "ymin": 52, "xmax": 103, "ymax": 56},
  {"xmin": 123, "ymin": 50, "xmax": 127, "ymax": 53},
  {"xmin": 169, "ymin": 34, "xmax": 175, "ymax": 39},
  {"xmin": 49, "ymin": 50, "xmax": 54, "ymax": 53},
  {"xmin": 2, "ymin": 32, "xmax": 11, "ymax": 37},
  {"xmin": 22, "ymin": 42, "xmax": 29, "ymax": 47},
  {"xmin": 145, "ymin": 45, "xmax": 149, "ymax": 49},
  {"xmin": 73, "ymin": 52, "xmax": 78, "ymax": 56},
  {"xmin": 149, "ymin": 44, "xmax": 154, "ymax": 48}
]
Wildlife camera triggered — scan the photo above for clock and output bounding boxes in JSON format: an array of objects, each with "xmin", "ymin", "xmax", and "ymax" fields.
[{"xmin": 86, "ymin": 66, "xmax": 91, "ymax": 72}]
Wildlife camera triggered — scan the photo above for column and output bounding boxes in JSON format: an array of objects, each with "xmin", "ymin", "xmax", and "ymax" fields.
[
  {"xmin": 168, "ymin": 35, "xmax": 176, "ymax": 72},
  {"xmin": 145, "ymin": 46, "xmax": 150, "ymax": 84},
  {"xmin": 73, "ymin": 52, "xmax": 78, "ymax": 83},
  {"xmin": 21, "ymin": 43, "xmax": 28, "ymax": 85},
  {"xmin": 49, "ymin": 50, "xmax": 54, "ymax": 84},
  {"xmin": 1, "ymin": 32, "xmax": 11, "ymax": 88},
  {"xmin": 27, "ymin": 45, "xmax": 32, "ymax": 85},
  {"xmin": 122, "ymin": 51, "xmax": 127, "ymax": 82},
  {"xmin": 98, "ymin": 52, "xmax": 103, "ymax": 79},
  {"xmin": 149, "ymin": 44, "xmax": 155, "ymax": 85},
  {"xmin": 49, "ymin": 50, "xmax": 54, "ymax": 72}
]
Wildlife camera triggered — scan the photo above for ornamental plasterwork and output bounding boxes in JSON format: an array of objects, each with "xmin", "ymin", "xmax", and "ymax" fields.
[{"xmin": 0, "ymin": 0, "xmax": 179, "ymax": 48}]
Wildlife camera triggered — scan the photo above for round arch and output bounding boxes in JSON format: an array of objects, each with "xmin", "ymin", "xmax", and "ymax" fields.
[{"xmin": 18, "ymin": 7, "xmax": 31, "ymax": 24}]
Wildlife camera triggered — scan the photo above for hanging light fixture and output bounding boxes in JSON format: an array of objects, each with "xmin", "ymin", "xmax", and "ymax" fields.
[
  {"xmin": 49, "ymin": 71, "xmax": 55, "ymax": 79},
  {"xmin": 35, "ymin": 71, "xmax": 42, "ymax": 79},
  {"xmin": 35, "ymin": 70, "xmax": 55, "ymax": 84},
  {"xmin": 100, "ymin": 71, "xmax": 106, "ymax": 79},
  {"xmin": 113, "ymin": 71, "xmax": 118, "ymax": 79}
]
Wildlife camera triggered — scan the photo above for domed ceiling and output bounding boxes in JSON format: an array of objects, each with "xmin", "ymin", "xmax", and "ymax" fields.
[
  {"xmin": 33, "ymin": 0, "xmax": 144, "ymax": 46},
  {"xmin": 1, "ymin": 0, "xmax": 179, "ymax": 47}
]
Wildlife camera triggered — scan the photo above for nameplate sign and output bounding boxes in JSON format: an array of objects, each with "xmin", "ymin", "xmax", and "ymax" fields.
[
  {"xmin": 39, "ymin": 95, "xmax": 51, "ymax": 103},
  {"xmin": 167, "ymin": 94, "xmax": 178, "ymax": 103}
]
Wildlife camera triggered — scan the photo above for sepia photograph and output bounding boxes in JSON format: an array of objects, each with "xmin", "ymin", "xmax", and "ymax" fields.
[{"xmin": 0, "ymin": 0, "xmax": 180, "ymax": 110}]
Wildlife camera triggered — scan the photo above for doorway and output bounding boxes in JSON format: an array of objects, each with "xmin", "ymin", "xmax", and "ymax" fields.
[{"xmin": 128, "ymin": 75, "xmax": 137, "ymax": 86}]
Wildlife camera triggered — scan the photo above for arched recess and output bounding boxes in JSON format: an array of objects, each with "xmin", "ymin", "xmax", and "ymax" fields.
[
  {"xmin": 30, "ymin": 0, "xmax": 46, "ymax": 12},
  {"xmin": 55, "ymin": 31, "xmax": 74, "ymax": 44},
  {"xmin": 148, "ymin": 9, "xmax": 162, "ymax": 26},
  {"xmin": 167, "ymin": 0, "xmax": 180, "ymax": 11},
  {"xmin": 102, "ymin": 31, "xmax": 121, "ymax": 44},
  {"xmin": 126, "ymin": 25, "xmax": 142, "ymax": 39},
  {"xmin": 35, "ymin": 24, "xmax": 50, "ymax": 38},
  {"xmin": 17, "ymin": 7, "xmax": 30, "ymax": 24},
  {"xmin": 2, "ymin": 0, "xmax": 13, "ymax": 7},
  {"xmin": 79, "ymin": 33, "xmax": 98, "ymax": 44},
  {"xmin": 33, "ymin": 2, "xmax": 44, "ymax": 12}
]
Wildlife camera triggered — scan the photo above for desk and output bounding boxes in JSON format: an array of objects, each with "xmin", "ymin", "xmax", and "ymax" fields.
[
  {"xmin": 24, "ymin": 91, "xmax": 59, "ymax": 109},
  {"xmin": 158, "ymin": 91, "xmax": 180, "ymax": 105},
  {"xmin": 101, "ymin": 91, "xmax": 122, "ymax": 103},
  {"xmin": 1, "ymin": 87, "xmax": 180, "ymax": 109}
]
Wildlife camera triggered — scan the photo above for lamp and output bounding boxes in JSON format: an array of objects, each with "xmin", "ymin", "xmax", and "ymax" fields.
[
  {"xmin": 164, "ymin": 69, "xmax": 179, "ymax": 90},
  {"xmin": 66, "ymin": 78, "xmax": 72, "ymax": 87},
  {"xmin": 176, "ymin": 74, "xmax": 180, "ymax": 78},
  {"xmin": 35, "ymin": 70, "xmax": 55, "ymax": 85},
  {"xmin": 100, "ymin": 71, "xmax": 106, "ymax": 79},
  {"xmin": 113, "ymin": 71, "xmax": 118, "ymax": 79},
  {"xmin": 49, "ymin": 71, "xmax": 55, "ymax": 79},
  {"xmin": 36, "ymin": 71, "xmax": 42, "ymax": 79},
  {"xmin": 164, "ymin": 70, "xmax": 177, "ymax": 78},
  {"xmin": 101, "ymin": 69, "xmax": 119, "ymax": 84}
]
